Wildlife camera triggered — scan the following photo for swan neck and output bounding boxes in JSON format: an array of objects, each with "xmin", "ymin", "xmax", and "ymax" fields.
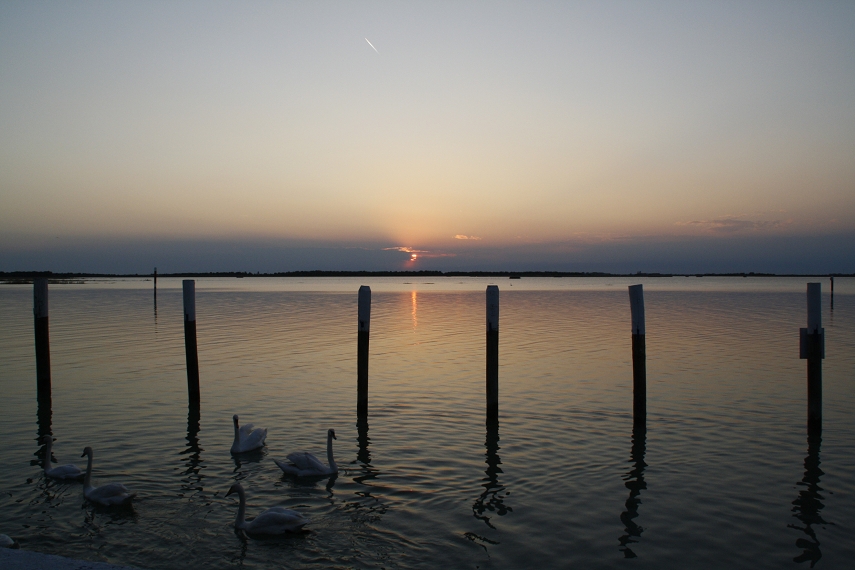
[
  {"xmin": 84, "ymin": 451, "xmax": 93, "ymax": 488},
  {"xmin": 327, "ymin": 433, "xmax": 337, "ymax": 472},
  {"xmin": 232, "ymin": 422, "xmax": 241, "ymax": 449},
  {"xmin": 234, "ymin": 486, "xmax": 247, "ymax": 529},
  {"xmin": 43, "ymin": 439, "xmax": 52, "ymax": 473}
]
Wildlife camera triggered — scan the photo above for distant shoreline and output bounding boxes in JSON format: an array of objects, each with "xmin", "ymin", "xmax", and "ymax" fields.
[{"xmin": 1, "ymin": 270, "xmax": 850, "ymax": 284}]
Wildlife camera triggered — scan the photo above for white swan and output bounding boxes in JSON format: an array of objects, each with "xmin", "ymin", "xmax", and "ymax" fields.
[
  {"xmin": 80, "ymin": 447, "xmax": 136, "ymax": 506},
  {"xmin": 274, "ymin": 428, "xmax": 338, "ymax": 478},
  {"xmin": 226, "ymin": 482, "xmax": 310, "ymax": 535},
  {"xmin": 231, "ymin": 414, "xmax": 267, "ymax": 454},
  {"xmin": 42, "ymin": 435, "xmax": 84, "ymax": 481}
]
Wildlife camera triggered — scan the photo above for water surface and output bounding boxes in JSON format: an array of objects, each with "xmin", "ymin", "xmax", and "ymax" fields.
[{"xmin": 1, "ymin": 277, "xmax": 853, "ymax": 569}]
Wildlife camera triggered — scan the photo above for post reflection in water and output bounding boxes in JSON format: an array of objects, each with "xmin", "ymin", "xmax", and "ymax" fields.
[
  {"xmin": 179, "ymin": 403, "xmax": 204, "ymax": 497},
  {"xmin": 789, "ymin": 428, "xmax": 826, "ymax": 567},
  {"xmin": 618, "ymin": 423, "xmax": 647, "ymax": 558},
  {"xmin": 34, "ymin": 385, "xmax": 53, "ymax": 465},
  {"xmin": 343, "ymin": 419, "xmax": 386, "ymax": 523},
  {"xmin": 471, "ymin": 420, "xmax": 511, "ymax": 532}
]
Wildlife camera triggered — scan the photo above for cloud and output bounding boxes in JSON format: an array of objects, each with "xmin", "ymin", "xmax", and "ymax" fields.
[
  {"xmin": 383, "ymin": 246, "xmax": 427, "ymax": 253},
  {"xmin": 383, "ymin": 246, "xmax": 456, "ymax": 258},
  {"xmin": 454, "ymin": 235, "xmax": 482, "ymax": 240},
  {"xmin": 676, "ymin": 216, "xmax": 790, "ymax": 233}
]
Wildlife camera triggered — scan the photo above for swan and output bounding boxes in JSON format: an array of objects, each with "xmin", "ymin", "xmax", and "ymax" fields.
[
  {"xmin": 42, "ymin": 435, "xmax": 84, "ymax": 481},
  {"xmin": 274, "ymin": 428, "xmax": 338, "ymax": 478},
  {"xmin": 226, "ymin": 482, "xmax": 310, "ymax": 535},
  {"xmin": 80, "ymin": 447, "xmax": 136, "ymax": 506},
  {"xmin": 0, "ymin": 534, "xmax": 19, "ymax": 548},
  {"xmin": 231, "ymin": 414, "xmax": 267, "ymax": 454}
]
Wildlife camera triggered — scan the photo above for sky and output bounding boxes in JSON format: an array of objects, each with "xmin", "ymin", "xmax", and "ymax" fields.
[{"xmin": 1, "ymin": 1, "xmax": 854, "ymax": 273}]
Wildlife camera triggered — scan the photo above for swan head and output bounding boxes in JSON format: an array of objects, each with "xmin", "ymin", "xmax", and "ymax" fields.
[
  {"xmin": 226, "ymin": 482, "xmax": 243, "ymax": 497},
  {"xmin": 233, "ymin": 414, "xmax": 239, "ymax": 425},
  {"xmin": 328, "ymin": 428, "xmax": 336, "ymax": 440},
  {"xmin": 81, "ymin": 446, "xmax": 93, "ymax": 458}
]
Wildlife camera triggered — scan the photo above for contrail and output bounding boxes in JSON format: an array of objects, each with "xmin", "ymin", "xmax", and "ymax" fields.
[{"xmin": 365, "ymin": 38, "xmax": 379, "ymax": 53}]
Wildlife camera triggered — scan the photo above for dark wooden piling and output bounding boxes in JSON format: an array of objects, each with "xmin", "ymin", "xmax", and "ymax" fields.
[
  {"xmin": 153, "ymin": 267, "xmax": 158, "ymax": 318},
  {"xmin": 628, "ymin": 285, "xmax": 646, "ymax": 424},
  {"xmin": 830, "ymin": 275, "xmax": 834, "ymax": 311},
  {"xmin": 357, "ymin": 285, "xmax": 371, "ymax": 418},
  {"xmin": 33, "ymin": 278, "xmax": 51, "ymax": 397},
  {"xmin": 800, "ymin": 283, "xmax": 823, "ymax": 429},
  {"xmin": 486, "ymin": 285, "xmax": 499, "ymax": 421},
  {"xmin": 183, "ymin": 280, "xmax": 200, "ymax": 404}
]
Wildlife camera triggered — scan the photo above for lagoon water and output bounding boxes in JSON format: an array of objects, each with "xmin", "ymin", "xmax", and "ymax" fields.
[{"xmin": 1, "ymin": 276, "xmax": 853, "ymax": 569}]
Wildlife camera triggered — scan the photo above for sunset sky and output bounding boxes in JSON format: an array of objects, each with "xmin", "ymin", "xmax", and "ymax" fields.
[{"xmin": 1, "ymin": 1, "xmax": 854, "ymax": 273}]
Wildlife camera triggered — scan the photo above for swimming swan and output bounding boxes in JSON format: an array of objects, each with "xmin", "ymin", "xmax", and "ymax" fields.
[
  {"xmin": 80, "ymin": 447, "xmax": 136, "ymax": 506},
  {"xmin": 231, "ymin": 414, "xmax": 267, "ymax": 454},
  {"xmin": 42, "ymin": 435, "xmax": 84, "ymax": 481},
  {"xmin": 226, "ymin": 482, "xmax": 310, "ymax": 535},
  {"xmin": 274, "ymin": 428, "xmax": 338, "ymax": 477}
]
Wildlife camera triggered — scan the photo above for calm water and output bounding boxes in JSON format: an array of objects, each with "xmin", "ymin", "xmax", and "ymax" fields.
[{"xmin": 1, "ymin": 277, "xmax": 853, "ymax": 569}]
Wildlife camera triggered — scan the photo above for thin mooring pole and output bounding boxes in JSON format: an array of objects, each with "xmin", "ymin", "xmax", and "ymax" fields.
[
  {"xmin": 830, "ymin": 275, "xmax": 834, "ymax": 311},
  {"xmin": 486, "ymin": 285, "xmax": 499, "ymax": 421},
  {"xmin": 33, "ymin": 278, "xmax": 51, "ymax": 397},
  {"xmin": 183, "ymin": 280, "xmax": 200, "ymax": 404},
  {"xmin": 357, "ymin": 285, "xmax": 371, "ymax": 418},
  {"xmin": 800, "ymin": 283, "xmax": 824, "ymax": 429},
  {"xmin": 628, "ymin": 284, "xmax": 646, "ymax": 424}
]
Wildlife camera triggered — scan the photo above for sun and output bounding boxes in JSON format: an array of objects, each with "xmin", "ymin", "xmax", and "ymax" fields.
[{"xmin": 410, "ymin": 254, "xmax": 418, "ymax": 261}]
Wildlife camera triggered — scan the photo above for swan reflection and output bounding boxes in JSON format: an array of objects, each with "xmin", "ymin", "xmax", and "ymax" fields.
[
  {"xmin": 789, "ymin": 428, "xmax": 826, "ymax": 567},
  {"xmin": 472, "ymin": 420, "xmax": 511, "ymax": 530},
  {"xmin": 618, "ymin": 423, "xmax": 647, "ymax": 558}
]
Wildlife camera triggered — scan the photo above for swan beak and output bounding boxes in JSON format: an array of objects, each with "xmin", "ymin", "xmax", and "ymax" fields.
[{"xmin": 226, "ymin": 487, "xmax": 235, "ymax": 497}]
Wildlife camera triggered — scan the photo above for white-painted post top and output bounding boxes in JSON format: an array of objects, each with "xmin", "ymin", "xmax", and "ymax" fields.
[
  {"xmin": 183, "ymin": 280, "xmax": 196, "ymax": 322},
  {"xmin": 358, "ymin": 285, "xmax": 371, "ymax": 332},
  {"xmin": 628, "ymin": 284, "xmax": 645, "ymax": 335},
  {"xmin": 486, "ymin": 285, "xmax": 499, "ymax": 332},
  {"xmin": 807, "ymin": 282, "xmax": 821, "ymax": 333},
  {"xmin": 33, "ymin": 278, "xmax": 48, "ymax": 319}
]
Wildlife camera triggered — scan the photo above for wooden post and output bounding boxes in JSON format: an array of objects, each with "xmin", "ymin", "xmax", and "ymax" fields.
[
  {"xmin": 153, "ymin": 267, "xmax": 158, "ymax": 317},
  {"xmin": 800, "ymin": 283, "xmax": 823, "ymax": 429},
  {"xmin": 183, "ymin": 280, "xmax": 200, "ymax": 403},
  {"xmin": 830, "ymin": 275, "xmax": 834, "ymax": 311},
  {"xmin": 357, "ymin": 286, "xmax": 370, "ymax": 418},
  {"xmin": 628, "ymin": 284, "xmax": 646, "ymax": 424},
  {"xmin": 486, "ymin": 286, "xmax": 499, "ymax": 421},
  {"xmin": 33, "ymin": 279, "xmax": 51, "ymax": 396}
]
